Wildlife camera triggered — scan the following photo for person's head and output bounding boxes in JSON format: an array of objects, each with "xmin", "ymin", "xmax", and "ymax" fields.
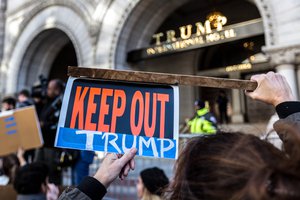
[
  {"xmin": 18, "ymin": 89, "xmax": 30, "ymax": 103},
  {"xmin": 14, "ymin": 162, "xmax": 49, "ymax": 195},
  {"xmin": 219, "ymin": 90, "xmax": 226, "ymax": 97},
  {"xmin": 2, "ymin": 154, "xmax": 20, "ymax": 184},
  {"xmin": 47, "ymin": 79, "xmax": 64, "ymax": 99},
  {"xmin": 194, "ymin": 99, "xmax": 205, "ymax": 111},
  {"xmin": 31, "ymin": 90, "xmax": 43, "ymax": 103},
  {"xmin": 1, "ymin": 96, "xmax": 16, "ymax": 111},
  {"xmin": 168, "ymin": 131, "xmax": 300, "ymax": 200},
  {"xmin": 137, "ymin": 167, "xmax": 169, "ymax": 200}
]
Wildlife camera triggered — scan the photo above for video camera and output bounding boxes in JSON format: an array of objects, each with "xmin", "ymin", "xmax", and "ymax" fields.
[{"xmin": 31, "ymin": 75, "xmax": 48, "ymax": 100}]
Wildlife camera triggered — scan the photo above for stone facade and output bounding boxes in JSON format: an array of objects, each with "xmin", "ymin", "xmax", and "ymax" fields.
[{"xmin": 1, "ymin": 0, "xmax": 300, "ymax": 122}]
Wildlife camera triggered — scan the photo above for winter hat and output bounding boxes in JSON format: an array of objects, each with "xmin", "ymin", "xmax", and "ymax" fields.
[
  {"xmin": 194, "ymin": 99, "xmax": 205, "ymax": 109},
  {"xmin": 140, "ymin": 167, "xmax": 169, "ymax": 196}
]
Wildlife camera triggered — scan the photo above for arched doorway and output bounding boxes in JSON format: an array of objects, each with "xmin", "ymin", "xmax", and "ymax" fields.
[
  {"xmin": 49, "ymin": 41, "xmax": 77, "ymax": 82},
  {"xmin": 17, "ymin": 29, "xmax": 78, "ymax": 91},
  {"xmin": 117, "ymin": 0, "xmax": 272, "ymax": 123}
]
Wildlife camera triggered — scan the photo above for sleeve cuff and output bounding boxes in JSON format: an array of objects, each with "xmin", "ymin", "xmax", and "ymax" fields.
[
  {"xmin": 276, "ymin": 101, "xmax": 300, "ymax": 119},
  {"xmin": 77, "ymin": 176, "xmax": 107, "ymax": 200}
]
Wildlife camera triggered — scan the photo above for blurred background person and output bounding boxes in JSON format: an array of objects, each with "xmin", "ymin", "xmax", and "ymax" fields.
[
  {"xmin": 187, "ymin": 99, "xmax": 217, "ymax": 134},
  {"xmin": 17, "ymin": 89, "xmax": 36, "ymax": 163},
  {"xmin": 35, "ymin": 79, "xmax": 65, "ymax": 185},
  {"xmin": 31, "ymin": 75, "xmax": 48, "ymax": 116},
  {"xmin": 0, "ymin": 96, "xmax": 17, "ymax": 186},
  {"xmin": 262, "ymin": 113, "xmax": 282, "ymax": 149},
  {"xmin": 137, "ymin": 167, "xmax": 169, "ymax": 200},
  {"xmin": 1, "ymin": 96, "xmax": 16, "ymax": 111},
  {"xmin": 216, "ymin": 90, "xmax": 229, "ymax": 124},
  {"xmin": 14, "ymin": 162, "xmax": 59, "ymax": 200},
  {"xmin": 72, "ymin": 150, "xmax": 94, "ymax": 185},
  {"xmin": 0, "ymin": 154, "xmax": 20, "ymax": 185},
  {"xmin": 17, "ymin": 89, "xmax": 34, "ymax": 108},
  {"xmin": 38, "ymin": 79, "xmax": 64, "ymax": 147}
]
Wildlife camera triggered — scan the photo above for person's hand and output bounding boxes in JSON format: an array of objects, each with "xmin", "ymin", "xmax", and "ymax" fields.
[
  {"xmin": 46, "ymin": 183, "xmax": 59, "ymax": 200},
  {"xmin": 246, "ymin": 72, "xmax": 296, "ymax": 106},
  {"xmin": 17, "ymin": 147, "xmax": 26, "ymax": 166},
  {"xmin": 93, "ymin": 148, "xmax": 137, "ymax": 188}
]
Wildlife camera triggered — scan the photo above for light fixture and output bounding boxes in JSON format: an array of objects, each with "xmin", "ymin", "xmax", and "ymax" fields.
[
  {"xmin": 243, "ymin": 42, "xmax": 254, "ymax": 50},
  {"xmin": 206, "ymin": 11, "xmax": 227, "ymax": 31}
]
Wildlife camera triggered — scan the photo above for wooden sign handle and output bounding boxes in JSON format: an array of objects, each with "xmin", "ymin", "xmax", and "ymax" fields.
[{"xmin": 68, "ymin": 66, "xmax": 257, "ymax": 91}]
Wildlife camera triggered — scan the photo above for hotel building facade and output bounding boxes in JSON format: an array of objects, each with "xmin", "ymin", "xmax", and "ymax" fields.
[{"xmin": 1, "ymin": 0, "xmax": 300, "ymax": 124}]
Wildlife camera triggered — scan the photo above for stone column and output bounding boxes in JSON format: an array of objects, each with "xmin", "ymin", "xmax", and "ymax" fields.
[
  {"xmin": 297, "ymin": 65, "xmax": 300, "ymax": 98},
  {"xmin": 264, "ymin": 45, "xmax": 300, "ymax": 100},
  {"xmin": 229, "ymin": 72, "xmax": 244, "ymax": 123},
  {"xmin": 0, "ymin": 0, "xmax": 6, "ymax": 99},
  {"xmin": 276, "ymin": 64, "xmax": 298, "ymax": 99},
  {"xmin": 0, "ymin": 0, "xmax": 6, "ymax": 62}
]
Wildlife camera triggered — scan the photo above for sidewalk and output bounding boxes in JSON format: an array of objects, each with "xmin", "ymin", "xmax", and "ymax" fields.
[{"xmin": 218, "ymin": 122, "xmax": 268, "ymax": 136}]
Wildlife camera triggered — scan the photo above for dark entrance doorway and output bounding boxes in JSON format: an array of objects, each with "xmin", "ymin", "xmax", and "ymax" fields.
[
  {"xmin": 49, "ymin": 41, "xmax": 78, "ymax": 82},
  {"xmin": 18, "ymin": 29, "xmax": 78, "ymax": 91}
]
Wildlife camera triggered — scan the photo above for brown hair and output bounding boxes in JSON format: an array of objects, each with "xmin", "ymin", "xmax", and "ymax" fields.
[
  {"xmin": 142, "ymin": 189, "xmax": 162, "ymax": 200},
  {"xmin": 166, "ymin": 131, "xmax": 300, "ymax": 200},
  {"xmin": 3, "ymin": 154, "xmax": 20, "ymax": 184}
]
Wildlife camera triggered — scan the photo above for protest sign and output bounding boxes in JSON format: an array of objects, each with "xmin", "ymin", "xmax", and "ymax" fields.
[
  {"xmin": 55, "ymin": 77, "xmax": 179, "ymax": 159},
  {"xmin": 0, "ymin": 106, "xmax": 43, "ymax": 156}
]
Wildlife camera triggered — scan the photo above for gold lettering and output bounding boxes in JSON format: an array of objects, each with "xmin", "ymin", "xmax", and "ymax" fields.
[
  {"xmin": 148, "ymin": 24, "xmax": 238, "ymax": 55},
  {"xmin": 146, "ymin": 48, "xmax": 156, "ymax": 55},
  {"xmin": 216, "ymin": 16, "xmax": 227, "ymax": 31},
  {"xmin": 180, "ymin": 24, "xmax": 192, "ymax": 40},
  {"xmin": 153, "ymin": 32, "xmax": 164, "ymax": 45},
  {"xmin": 195, "ymin": 22, "xmax": 206, "ymax": 36},
  {"xmin": 185, "ymin": 39, "xmax": 195, "ymax": 46},
  {"xmin": 166, "ymin": 30, "xmax": 177, "ymax": 43},
  {"xmin": 225, "ymin": 64, "xmax": 252, "ymax": 72},
  {"xmin": 174, "ymin": 41, "xmax": 180, "ymax": 50},
  {"xmin": 156, "ymin": 46, "xmax": 162, "ymax": 53},
  {"xmin": 195, "ymin": 36, "xmax": 204, "ymax": 44},
  {"xmin": 206, "ymin": 33, "xmax": 221, "ymax": 42},
  {"xmin": 230, "ymin": 29, "xmax": 236, "ymax": 37},
  {"xmin": 179, "ymin": 40, "xmax": 186, "ymax": 48},
  {"xmin": 224, "ymin": 29, "xmax": 236, "ymax": 38},
  {"xmin": 205, "ymin": 20, "xmax": 212, "ymax": 34}
]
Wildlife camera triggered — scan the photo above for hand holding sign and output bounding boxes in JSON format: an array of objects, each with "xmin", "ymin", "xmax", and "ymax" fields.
[
  {"xmin": 93, "ymin": 148, "xmax": 137, "ymax": 188},
  {"xmin": 246, "ymin": 71, "xmax": 296, "ymax": 106}
]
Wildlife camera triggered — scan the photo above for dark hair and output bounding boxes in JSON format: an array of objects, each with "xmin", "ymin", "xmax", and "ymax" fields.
[
  {"xmin": 220, "ymin": 90, "xmax": 226, "ymax": 94},
  {"xmin": 51, "ymin": 79, "xmax": 65, "ymax": 93},
  {"xmin": 194, "ymin": 99, "xmax": 205, "ymax": 109},
  {"xmin": 14, "ymin": 162, "xmax": 49, "ymax": 194},
  {"xmin": 140, "ymin": 167, "xmax": 169, "ymax": 196},
  {"xmin": 2, "ymin": 96, "xmax": 16, "ymax": 107},
  {"xmin": 2, "ymin": 154, "xmax": 20, "ymax": 184},
  {"xmin": 18, "ymin": 89, "xmax": 30, "ymax": 98},
  {"xmin": 167, "ymin": 131, "xmax": 300, "ymax": 200}
]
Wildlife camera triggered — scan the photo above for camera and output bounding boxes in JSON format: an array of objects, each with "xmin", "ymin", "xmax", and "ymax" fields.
[{"xmin": 31, "ymin": 75, "xmax": 48, "ymax": 100}]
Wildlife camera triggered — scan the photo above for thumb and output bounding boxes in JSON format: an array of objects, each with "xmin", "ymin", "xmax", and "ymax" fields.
[{"xmin": 118, "ymin": 148, "xmax": 137, "ymax": 167}]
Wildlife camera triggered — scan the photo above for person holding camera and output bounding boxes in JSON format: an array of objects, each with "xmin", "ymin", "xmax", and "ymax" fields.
[{"xmin": 35, "ymin": 79, "xmax": 65, "ymax": 185}]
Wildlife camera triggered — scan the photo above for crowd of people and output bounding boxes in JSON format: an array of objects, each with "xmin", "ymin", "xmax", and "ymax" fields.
[
  {"xmin": 0, "ymin": 78, "xmax": 94, "ymax": 199},
  {"xmin": 1, "ymin": 71, "xmax": 300, "ymax": 200}
]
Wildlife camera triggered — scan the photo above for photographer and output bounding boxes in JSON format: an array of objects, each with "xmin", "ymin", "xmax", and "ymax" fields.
[
  {"xmin": 35, "ymin": 79, "xmax": 65, "ymax": 185},
  {"xmin": 39, "ymin": 79, "xmax": 64, "ymax": 147}
]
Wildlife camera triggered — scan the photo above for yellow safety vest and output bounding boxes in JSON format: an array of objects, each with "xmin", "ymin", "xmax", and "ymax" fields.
[{"xmin": 188, "ymin": 108, "xmax": 217, "ymax": 134}]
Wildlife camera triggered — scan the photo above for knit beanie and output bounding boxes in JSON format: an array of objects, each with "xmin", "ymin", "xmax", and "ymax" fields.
[
  {"xmin": 194, "ymin": 99, "xmax": 205, "ymax": 109},
  {"xmin": 140, "ymin": 167, "xmax": 169, "ymax": 196}
]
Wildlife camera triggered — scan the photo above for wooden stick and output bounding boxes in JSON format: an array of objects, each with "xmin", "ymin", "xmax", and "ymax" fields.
[{"xmin": 68, "ymin": 66, "xmax": 257, "ymax": 91}]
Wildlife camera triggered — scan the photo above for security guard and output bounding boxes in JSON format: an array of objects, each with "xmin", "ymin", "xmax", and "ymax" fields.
[{"xmin": 188, "ymin": 100, "xmax": 217, "ymax": 134}]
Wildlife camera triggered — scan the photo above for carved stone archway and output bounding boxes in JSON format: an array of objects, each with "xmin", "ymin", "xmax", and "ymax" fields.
[{"xmin": 4, "ymin": 5, "xmax": 93, "ymax": 93}]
